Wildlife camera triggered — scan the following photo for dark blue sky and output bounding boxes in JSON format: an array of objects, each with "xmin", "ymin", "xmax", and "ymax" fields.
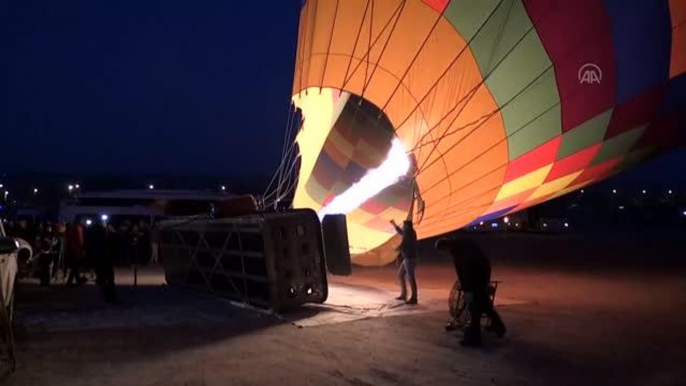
[
  {"xmin": 0, "ymin": 0, "xmax": 684, "ymax": 185},
  {"xmin": 0, "ymin": 0, "xmax": 299, "ymax": 175}
]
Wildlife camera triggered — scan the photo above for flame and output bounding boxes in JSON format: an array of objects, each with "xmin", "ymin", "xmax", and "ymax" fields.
[{"xmin": 319, "ymin": 138, "xmax": 410, "ymax": 220}]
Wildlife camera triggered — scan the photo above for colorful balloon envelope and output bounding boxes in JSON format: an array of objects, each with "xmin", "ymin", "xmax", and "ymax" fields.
[{"xmin": 290, "ymin": 0, "xmax": 686, "ymax": 264}]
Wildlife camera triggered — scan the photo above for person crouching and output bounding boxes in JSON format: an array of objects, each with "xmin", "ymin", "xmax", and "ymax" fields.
[{"xmin": 435, "ymin": 237, "xmax": 506, "ymax": 346}]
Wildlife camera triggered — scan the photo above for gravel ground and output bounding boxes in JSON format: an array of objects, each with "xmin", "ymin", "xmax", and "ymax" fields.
[{"xmin": 3, "ymin": 233, "xmax": 686, "ymax": 385}]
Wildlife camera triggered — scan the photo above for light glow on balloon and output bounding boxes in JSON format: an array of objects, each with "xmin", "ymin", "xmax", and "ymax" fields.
[{"xmin": 319, "ymin": 138, "xmax": 410, "ymax": 220}]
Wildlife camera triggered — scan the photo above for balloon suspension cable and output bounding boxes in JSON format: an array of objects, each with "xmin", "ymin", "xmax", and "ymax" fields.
[
  {"xmin": 264, "ymin": 139, "xmax": 301, "ymax": 206},
  {"xmin": 272, "ymin": 150, "xmax": 301, "ymax": 202},
  {"xmin": 263, "ymin": 104, "xmax": 300, "ymax": 200},
  {"xmin": 263, "ymin": 140, "xmax": 299, "ymax": 203}
]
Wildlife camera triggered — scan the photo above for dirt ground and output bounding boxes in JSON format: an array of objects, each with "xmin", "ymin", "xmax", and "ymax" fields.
[{"xmin": 4, "ymin": 233, "xmax": 686, "ymax": 385}]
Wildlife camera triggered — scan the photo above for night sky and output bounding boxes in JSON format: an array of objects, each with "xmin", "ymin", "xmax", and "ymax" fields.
[
  {"xmin": 1, "ymin": 0, "xmax": 299, "ymax": 175},
  {"xmin": 0, "ymin": 1, "xmax": 684, "ymax": 185}
]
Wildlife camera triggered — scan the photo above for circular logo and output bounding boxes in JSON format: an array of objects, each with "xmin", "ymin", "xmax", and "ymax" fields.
[{"xmin": 578, "ymin": 63, "xmax": 602, "ymax": 84}]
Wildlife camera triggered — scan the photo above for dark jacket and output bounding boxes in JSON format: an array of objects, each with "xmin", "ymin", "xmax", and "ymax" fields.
[
  {"xmin": 393, "ymin": 223, "xmax": 418, "ymax": 260},
  {"xmin": 449, "ymin": 238, "xmax": 491, "ymax": 293}
]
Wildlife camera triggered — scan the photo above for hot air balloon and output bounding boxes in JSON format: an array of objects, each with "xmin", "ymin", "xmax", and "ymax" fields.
[{"xmin": 285, "ymin": 0, "xmax": 685, "ymax": 265}]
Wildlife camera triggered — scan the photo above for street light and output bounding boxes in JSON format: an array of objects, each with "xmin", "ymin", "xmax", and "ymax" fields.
[
  {"xmin": 221, "ymin": 185, "xmax": 226, "ymax": 192},
  {"xmin": 75, "ymin": 184, "xmax": 80, "ymax": 189},
  {"xmin": 101, "ymin": 214, "xmax": 109, "ymax": 221},
  {"xmin": 642, "ymin": 189, "xmax": 647, "ymax": 195},
  {"xmin": 68, "ymin": 184, "xmax": 74, "ymax": 192},
  {"xmin": 86, "ymin": 219, "xmax": 93, "ymax": 226},
  {"xmin": 33, "ymin": 188, "xmax": 38, "ymax": 195},
  {"xmin": 503, "ymin": 216, "xmax": 510, "ymax": 224},
  {"xmin": 612, "ymin": 189, "xmax": 617, "ymax": 194},
  {"xmin": 149, "ymin": 184, "xmax": 155, "ymax": 190}
]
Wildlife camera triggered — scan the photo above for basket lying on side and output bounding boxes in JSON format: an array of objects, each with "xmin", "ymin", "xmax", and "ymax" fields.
[{"xmin": 159, "ymin": 209, "xmax": 328, "ymax": 312}]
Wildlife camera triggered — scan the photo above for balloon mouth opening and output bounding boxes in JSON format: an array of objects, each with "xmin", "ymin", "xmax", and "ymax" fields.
[{"xmin": 293, "ymin": 88, "xmax": 416, "ymax": 253}]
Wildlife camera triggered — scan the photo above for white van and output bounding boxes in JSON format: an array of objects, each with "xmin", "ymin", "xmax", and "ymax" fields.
[{"xmin": 0, "ymin": 222, "xmax": 32, "ymax": 321}]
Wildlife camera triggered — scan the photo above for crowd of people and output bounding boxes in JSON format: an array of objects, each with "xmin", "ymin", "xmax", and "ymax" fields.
[{"xmin": 4, "ymin": 217, "xmax": 158, "ymax": 304}]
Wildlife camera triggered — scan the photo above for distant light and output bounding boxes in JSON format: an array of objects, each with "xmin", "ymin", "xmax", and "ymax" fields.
[
  {"xmin": 564, "ymin": 222, "xmax": 569, "ymax": 228},
  {"xmin": 221, "ymin": 185, "xmax": 226, "ymax": 191},
  {"xmin": 479, "ymin": 221, "xmax": 484, "ymax": 226},
  {"xmin": 642, "ymin": 190, "xmax": 647, "ymax": 194},
  {"xmin": 668, "ymin": 190, "xmax": 673, "ymax": 195},
  {"xmin": 491, "ymin": 223, "xmax": 498, "ymax": 228},
  {"xmin": 149, "ymin": 184, "xmax": 155, "ymax": 190},
  {"xmin": 543, "ymin": 223, "xmax": 548, "ymax": 228},
  {"xmin": 682, "ymin": 210, "xmax": 686, "ymax": 217},
  {"xmin": 86, "ymin": 219, "xmax": 93, "ymax": 226},
  {"xmin": 0, "ymin": 184, "xmax": 3, "ymax": 188},
  {"xmin": 33, "ymin": 188, "xmax": 39, "ymax": 194},
  {"xmin": 503, "ymin": 216, "xmax": 510, "ymax": 224},
  {"xmin": 580, "ymin": 189, "xmax": 585, "ymax": 194},
  {"xmin": 515, "ymin": 223, "xmax": 520, "ymax": 227},
  {"xmin": 619, "ymin": 206, "xmax": 625, "ymax": 210},
  {"xmin": 612, "ymin": 189, "xmax": 617, "ymax": 194},
  {"xmin": 101, "ymin": 214, "xmax": 109, "ymax": 221},
  {"xmin": 75, "ymin": 184, "xmax": 80, "ymax": 189},
  {"xmin": 68, "ymin": 184, "xmax": 74, "ymax": 191}
]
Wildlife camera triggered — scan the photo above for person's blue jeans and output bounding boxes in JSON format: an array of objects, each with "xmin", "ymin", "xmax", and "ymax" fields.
[{"xmin": 397, "ymin": 258, "xmax": 417, "ymax": 300}]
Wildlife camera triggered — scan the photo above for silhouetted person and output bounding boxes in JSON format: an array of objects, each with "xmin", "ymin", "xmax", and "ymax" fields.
[
  {"xmin": 116, "ymin": 221, "xmax": 130, "ymax": 266},
  {"xmin": 436, "ymin": 237, "xmax": 506, "ymax": 346},
  {"xmin": 65, "ymin": 220, "xmax": 87, "ymax": 286},
  {"xmin": 129, "ymin": 224, "xmax": 141, "ymax": 265},
  {"xmin": 137, "ymin": 220, "xmax": 152, "ymax": 265},
  {"xmin": 91, "ymin": 222, "xmax": 120, "ymax": 304},
  {"xmin": 391, "ymin": 219, "xmax": 418, "ymax": 304},
  {"xmin": 36, "ymin": 224, "xmax": 57, "ymax": 286},
  {"xmin": 149, "ymin": 223, "xmax": 159, "ymax": 265}
]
